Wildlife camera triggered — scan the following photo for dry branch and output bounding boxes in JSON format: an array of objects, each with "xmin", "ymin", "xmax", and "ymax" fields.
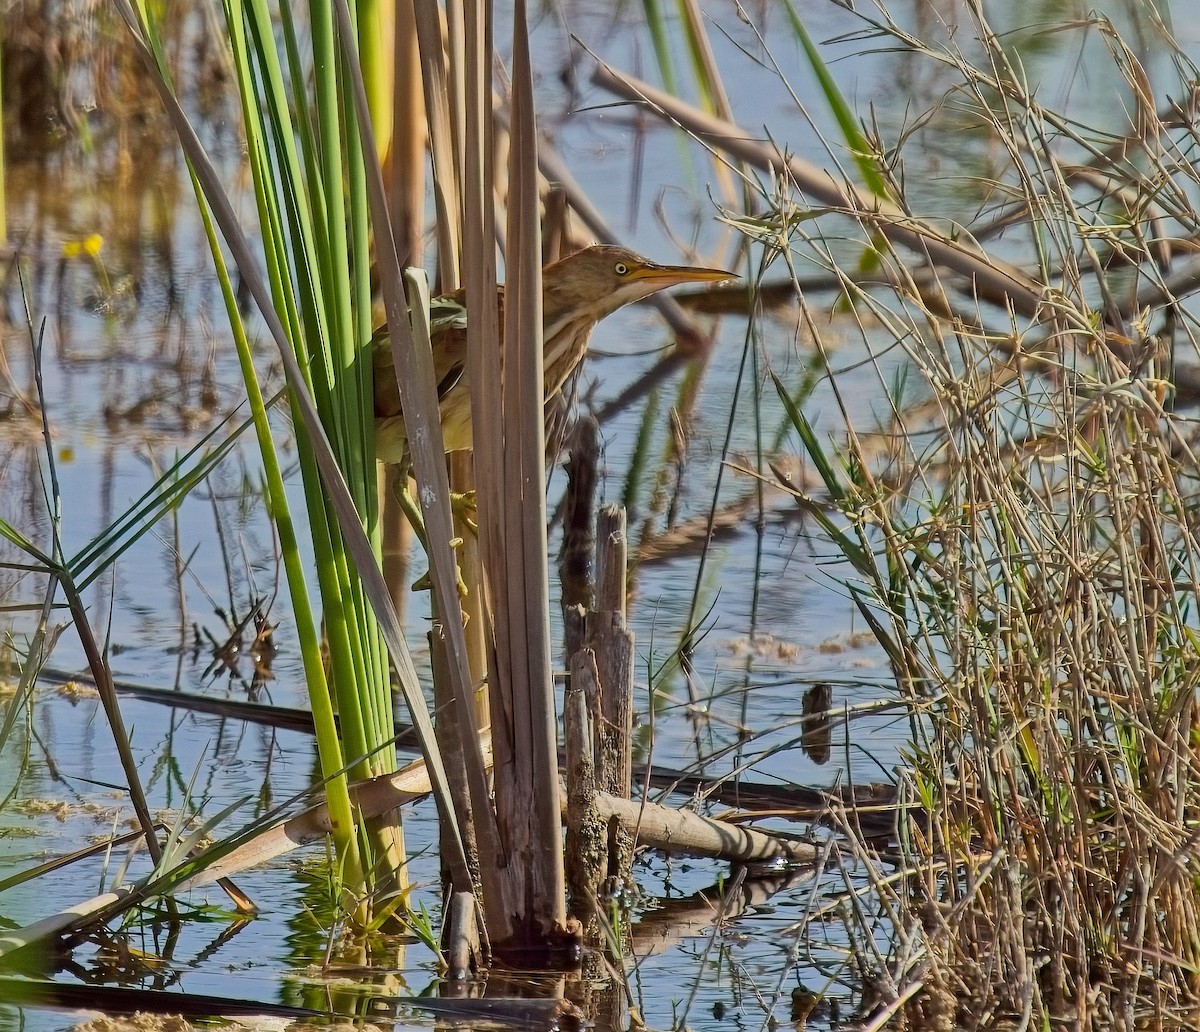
[
  {"xmin": 591, "ymin": 63, "xmax": 1052, "ymax": 322},
  {"xmin": 591, "ymin": 791, "xmax": 817, "ymax": 866}
]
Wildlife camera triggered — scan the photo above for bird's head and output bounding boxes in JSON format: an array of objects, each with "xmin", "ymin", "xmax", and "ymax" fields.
[{"xmin": 541, "ymin": 245, "xmax": 734, "ymax": 335}]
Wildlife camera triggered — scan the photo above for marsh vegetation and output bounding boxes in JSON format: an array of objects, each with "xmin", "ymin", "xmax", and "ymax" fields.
[{"xmin": 4, "ymin": 1, "xmax": 1200, "ymax": 1029}]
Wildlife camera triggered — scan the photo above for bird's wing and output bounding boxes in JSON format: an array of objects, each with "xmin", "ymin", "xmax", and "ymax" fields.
[
  {"xmin": 372, "ymin": 285, "xmax": 504, "ymax": 420},
  {"xmin": 435, "ymin": 348, "xmax": 466, "ymax": 401}
]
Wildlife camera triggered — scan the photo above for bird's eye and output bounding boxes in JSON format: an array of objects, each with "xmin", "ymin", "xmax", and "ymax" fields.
[{"xmin": 614, "ymin": 262, "xmax": 629, "ymax": 275}]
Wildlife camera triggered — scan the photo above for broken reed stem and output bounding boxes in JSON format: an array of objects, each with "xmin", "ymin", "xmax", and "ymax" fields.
[
  {"xmin": 380, "ymin": 467, "xmax": 412, "ymax": 625},
  {"xmin": 559, "ymin": 415, "xmax": 599, "ymax": 660},
  {"xmin": 594, "ymin": 503, "xmax": 627, "ymax": 612},
  {"xmin": 445, "ymin": 891, "xmax": 481, "ymax": 981},
  {"xmin": 565, "ymin": 653, "xmax": 605, "ymax": 923},
  {"xmin": 430, "ymin": 625, "xmax": 481, "ymax": 899},
  {"xmin": 591, "ymin": 790, "xmax": 817, "ymax": 865},
  {"xmin": 450, "ymin": 450, "xmax": 491, "ymax": 729},
  {"xmin": 563, "ymin": 504, "xmax": 637, "ymax": 925},
  {"xmin": 590, "ymin": 505, "xmax": 633, "ymax": 804}
]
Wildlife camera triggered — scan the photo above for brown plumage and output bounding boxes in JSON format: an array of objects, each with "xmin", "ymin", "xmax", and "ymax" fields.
[{"xmin": 372, "ymin": 244, "xmax": 733, "ymax": 464}]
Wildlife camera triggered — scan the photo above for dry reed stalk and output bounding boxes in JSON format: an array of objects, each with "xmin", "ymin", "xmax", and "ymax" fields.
[
  {"xmin": 460, "ymin": 0, "xmax": 515, "ymax": 945},
  {"xmin": 379, "ymin": 0, "xmax": 423, "ymax": 626},
  {"xmin": 590, "ymin": 505, "xmax": 633, "ymax": 804},
  {"xmin": 412, "ymin": 0, "xmax": 462, "ymax": 285},
  {"xmin": 486, "ymin": 0, "xmax": 566, "ymax": 950},
  {"xmin": 564, "ymin": 656, "xmax": 604, "ymax": 925},
  {"xmin": 558, "ymin": 414, "xmax": 599, "ymax": 653}
]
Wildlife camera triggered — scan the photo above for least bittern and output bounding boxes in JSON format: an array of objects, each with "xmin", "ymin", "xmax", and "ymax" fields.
[{"xmin": 372, "ymin": 244, "xmax": 734, "ymax": 464}]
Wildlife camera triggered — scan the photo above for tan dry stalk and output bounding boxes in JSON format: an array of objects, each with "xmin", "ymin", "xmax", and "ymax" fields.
[
  {"xmin": 461, "ymin": 0, "xmax": 516, "ymax": 942},
  {"xmin": 486, "ymin": 0, "xmax": 566, "ymax": 946}
]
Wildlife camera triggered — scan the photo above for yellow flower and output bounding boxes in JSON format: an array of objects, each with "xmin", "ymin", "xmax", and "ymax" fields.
[{"xmin": 62, "ymin": 234, "xmax": 104, "ymax": 259}]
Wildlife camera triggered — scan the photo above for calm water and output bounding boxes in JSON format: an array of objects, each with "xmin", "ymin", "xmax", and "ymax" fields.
[{"xmin": 1, "ymin": 0, "xmax": 1191, "ymax": 1028}]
